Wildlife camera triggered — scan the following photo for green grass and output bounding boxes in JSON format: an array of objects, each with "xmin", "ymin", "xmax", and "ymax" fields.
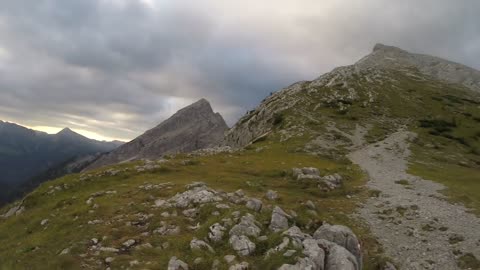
[
  {"xmin": 458, "ymin": 253, "xmax": 480, "ymax": 269},
  {"xmin": 409, "ymin": 153, "xmax": 480, "ymax": 216},
  {"xmin": 0, "ymin": 138, "xmax": 386, "ymax": 270},
  {"xmin": 394, "ymin": 179, "xmax": 410, "ymax": 186}
]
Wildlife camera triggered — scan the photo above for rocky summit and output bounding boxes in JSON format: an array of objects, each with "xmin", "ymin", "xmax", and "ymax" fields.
[
  {"xmin": 86, "ymin": 99, "xmax": 228, "ymax": 170},
  {"xmin": 1, "ymin": 45, "xmax": 479, "ymax": 270}
]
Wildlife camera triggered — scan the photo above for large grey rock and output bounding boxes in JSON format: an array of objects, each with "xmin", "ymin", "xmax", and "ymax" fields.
[
  {"xmin": 230, "ymin": 214, "xmax": 261, "ymax": 238},
  {"xmin": 269, "ymin": 206, "xmax": 291, "ymax": 232},
  {"xmin": 169, "ymin": 186, "xmax": 222, "ymax": 208},
  {"xmin": 208, "ymin": 223, "xmax": 226, "ymax": 242},
  {"xmin": 86, "ymin": 99, "xmax": 228, "ymax": 170},
  {"xmin": 302, "ymin": 239, "xmax": 326, "ymax": 270},
  {"xmin": 229, "ymin": 235, "xmax": 256, "ymax": 256},
  {"xmin": 167, "ymin": 256, "xmax": 189, "ymax": 270},
  {"xmin": 245, "ymin": 198, "xmax": 263, "ymax": 212},
  {"xmin": 317, "ymin": 239, "xmax": 359, "ymax": 270},
  {"xmin": 313, "ymin": 224, "xmax": 362, "ymax": 268}
]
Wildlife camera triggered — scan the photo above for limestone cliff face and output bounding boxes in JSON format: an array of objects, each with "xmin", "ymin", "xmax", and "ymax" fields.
[{"xmin": 86, "ymin": 99, "xmax": 228, "ymax": 170}]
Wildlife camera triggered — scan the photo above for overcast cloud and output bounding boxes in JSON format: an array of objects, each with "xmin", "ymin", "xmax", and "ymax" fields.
[{"xmin": 0, "ymin": 0, "xmax": 479, "ymax": 141}]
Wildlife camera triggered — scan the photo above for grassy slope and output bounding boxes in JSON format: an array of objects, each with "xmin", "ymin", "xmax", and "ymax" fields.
[
  {"xmin": 0, "ymin": 137, "xmax": 386, "ymax": 269},
  {"xmin": 295, "ymin": 68, "xmax": 480, "ymax": 215}
]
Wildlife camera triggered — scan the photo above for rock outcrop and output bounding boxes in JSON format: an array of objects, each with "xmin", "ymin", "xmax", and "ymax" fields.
[{"xmin": 86, "ymin": 99, "xmax": 228, "ymax": 170}]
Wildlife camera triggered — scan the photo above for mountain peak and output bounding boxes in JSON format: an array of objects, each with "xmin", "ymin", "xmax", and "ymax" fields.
[
  {"xmin": 355, "ymin": 43, "xmax": 480, "ymax": 93},
  {"xmin": 186, "ymin": 98, "xmax": 212, "ymax": 109},
  {"xmin": 57, "ymin": 127, "xmax": 76, "ymax": 135},
  {"xmin": 372, "ymin": 43, "xmax": 405, "ymax": 53},
  {"xmin": 85, "ymin": 98, "xmax": 228, "ymax": 170}
]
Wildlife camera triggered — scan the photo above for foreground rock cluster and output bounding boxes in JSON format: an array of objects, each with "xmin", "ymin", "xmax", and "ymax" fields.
[
  {"xmin": 158, "ymin": 182, "xmax": 364, "ymax": 270},
  {"xmin": 292, "ymin": 167, "xmax": 344, "ymax": 191}
]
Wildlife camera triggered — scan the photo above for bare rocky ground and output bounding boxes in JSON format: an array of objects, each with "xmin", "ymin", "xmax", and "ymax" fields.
[{"xmin": 349, "ymin": 130, "xmax": 480, "ymax": 270}]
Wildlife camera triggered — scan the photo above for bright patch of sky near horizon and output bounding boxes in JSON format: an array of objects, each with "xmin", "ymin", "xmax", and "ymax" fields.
[{"xmin": 0, "ymin": 0, "xmax": 479, "ymax": 141}]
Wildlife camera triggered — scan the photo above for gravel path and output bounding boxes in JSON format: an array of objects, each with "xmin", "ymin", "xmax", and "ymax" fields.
[{"xmin": 349, "ymin": 130, "xmax": 480, "ymax": 270}]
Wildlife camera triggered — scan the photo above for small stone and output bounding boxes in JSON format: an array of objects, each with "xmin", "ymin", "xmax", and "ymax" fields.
[
  {"xmin": 216, "ymin": 203, "xmax": 231, "ymax": 209},
  {"xmin": 122, "ymin": 239, "xmax": 136, "ymax": 248},
  {"xmin": 91, "ymin": 238, "xmax": 99, "ymax": 245},
  {"xmin": 99, "ymin": 247, "xmax": 120, "ymax": 253},
  {"xmin": 266, "ymin": 190, "xmax": 278, "ymax": 200},
  {"xmin": 105, "ymin": 257, "xmax": 114, "ymax": 263},
  {"xmin": 224, "ymin": 255, "xmax": 236, "ymax": 264},
  {"xmin": 167, "ymin": 256, "xmax": 189, "ymax": 270},
  {"xmin": 86, "ymin": 197, "xmax": 93, "ymax": 205},
  {"xmin": 193, "ymin": 257, "xmax": 203, "ymax": 265},
  {"xmin": 229, "ymin": 262, "xmax": 249, "ymax": 270},
  {"xmin": 154, "ymin": 199, "xmax": 167, "ymax": 207},
  {"xmin": 190, "ymin": 238, "xmax": 215, "ymax": 253},
  {"xmin": 257, "ymin": 235, "xmax": 268, "ymax": 241},
  {"xmin": 212, "ymin": 259, "xmax": 220, "ymax": 270},
  {"xmin": 305, "ymin": 200, "xmax": 316, "ymax": 210},
  {"xmin": 383, "ymin": 262, "xmax": 397, "ymax": 270},
  {"xmin": 283, "ymin": 250, "xmax": 296, "ymax": 257},
  {"xmin": 40, "ymin": 219, "xmax": 49, "ymax": 226}
]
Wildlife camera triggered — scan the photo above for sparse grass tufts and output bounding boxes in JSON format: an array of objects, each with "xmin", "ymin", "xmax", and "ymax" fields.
[
  {"xmin": 457, "ymin": 253, "xmax": 480, "ymax": 269},
  {"xmin": 394, "ymin": 179, "xmax": 410, "ymax": 186}
]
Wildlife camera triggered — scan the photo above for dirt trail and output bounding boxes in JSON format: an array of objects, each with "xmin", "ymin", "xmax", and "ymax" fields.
[{"xmin": 349, "ymin": 130, "xmax": 480, "ymax": 270}]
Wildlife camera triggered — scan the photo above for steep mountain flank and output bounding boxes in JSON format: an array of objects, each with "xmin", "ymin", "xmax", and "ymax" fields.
[
  {"xmin": 224, "ymin": 44, "xmax": 480, "ymax": 152},
  {"xmin": 86, "ymin": 99, "xmax": 228, "ymax": 170}
]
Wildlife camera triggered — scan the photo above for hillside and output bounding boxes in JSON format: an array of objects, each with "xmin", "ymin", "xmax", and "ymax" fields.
[
  {"xmin": 1, "ymin": 44, "xmax": 480, "ymax": 270},
  {"xmin": 0, "ymin": 122, "xmax": 122, "ymax": 205}
]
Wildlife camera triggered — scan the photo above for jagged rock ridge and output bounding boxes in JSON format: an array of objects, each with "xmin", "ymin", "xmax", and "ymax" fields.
[{"xmin": 86, "ymin": 99, "xmax": 228, "ymax": 170}]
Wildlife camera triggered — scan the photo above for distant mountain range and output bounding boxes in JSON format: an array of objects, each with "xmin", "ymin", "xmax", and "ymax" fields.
[{"xmin": 0, "ymin": 121, "xmax": 123, "ymax": 205}]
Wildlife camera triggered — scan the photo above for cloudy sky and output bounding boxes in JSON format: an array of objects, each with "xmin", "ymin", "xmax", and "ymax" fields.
[{"xmin": 0, "ymin": 0, "xmax": 479, "ymax": 141}]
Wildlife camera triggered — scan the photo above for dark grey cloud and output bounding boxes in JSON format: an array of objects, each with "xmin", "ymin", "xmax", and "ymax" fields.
[{"xmin": 0, "ymin": 0, "xmax": 479, "ymax": 140}]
